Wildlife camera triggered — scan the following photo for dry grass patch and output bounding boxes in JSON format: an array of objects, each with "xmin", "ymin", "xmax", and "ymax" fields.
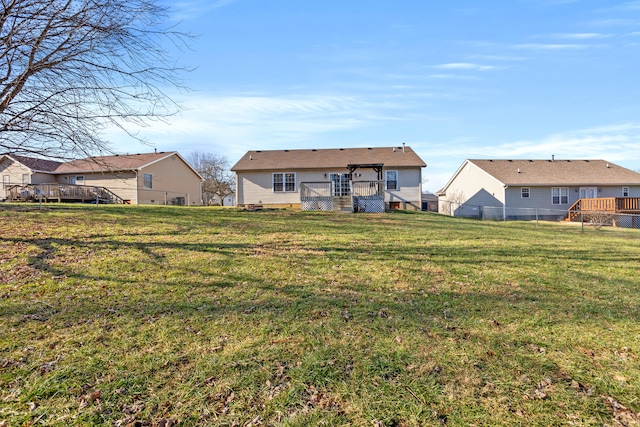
[{"xmin": 1, "ymin": 205, "xmax": 639, "ymax": 426}]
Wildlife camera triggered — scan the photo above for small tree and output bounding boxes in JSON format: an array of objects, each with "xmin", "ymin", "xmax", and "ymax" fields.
[
  {"xmin": 0, "ymin": 0, "xmax": 190, "ymax": 159},
  {"xmin": 189, "ymin": 152, "xmax": 235, "ymax": 206}
]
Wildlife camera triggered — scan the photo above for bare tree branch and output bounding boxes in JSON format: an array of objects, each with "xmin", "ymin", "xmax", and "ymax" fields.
[
  {"xmin": 189, "ymin": 152, "xmax": 235, "ymax": 206},
  {"xmin": 0, "ymin": 0, "xmax": 192, "ymax": 160}
]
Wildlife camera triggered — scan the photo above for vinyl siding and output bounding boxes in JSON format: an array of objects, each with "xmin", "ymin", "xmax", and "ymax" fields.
[
  {"xmin": 0, "ymin": 158, "xmax": 31, "ymax": 199},
  {"xmin": 438, "ymin": 161, "xmax": 504, "ymax": 216},
  {"xmin": 137, "ymin": 154, "xmax": 202, "ymax": 205},
  {"xmin": 53, "ymin": 171, "xmax": 139, "ymax": 203},
  {"xmin": 236, "ymin": 167, "xmax": 423, "ymax": 209}
]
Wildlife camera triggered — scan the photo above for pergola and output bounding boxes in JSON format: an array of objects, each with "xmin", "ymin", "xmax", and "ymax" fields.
[{"xmin": 346, "ymin": 163, "xmax": 384, "ymax": 180}]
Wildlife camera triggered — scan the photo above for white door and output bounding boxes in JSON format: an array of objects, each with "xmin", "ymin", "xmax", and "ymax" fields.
[
  {"xmin": 580, "ymin": 187, "xmax": 597, "ymax": 198},
  {"xmin": 330, "ymin": 173, "xmax": 351, "ymax": 196}
]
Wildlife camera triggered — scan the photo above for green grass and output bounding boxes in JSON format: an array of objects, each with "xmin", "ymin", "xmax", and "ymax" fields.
[{"xmin": 1, "ymin": 204, "xmax": 639, "ymax": 426}]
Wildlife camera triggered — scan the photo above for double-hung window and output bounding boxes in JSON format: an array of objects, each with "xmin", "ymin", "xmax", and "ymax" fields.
[
  {"xmin": 70, "ymin": 175, "xmax": 84, "ymax": 185},
  {"xmin": 385, "ymin": 170, "xmax": 398, "ymax": 190},
  {"xmin": 521, "ymin": 187, "xmax": 530, "ymax": 198},
  {"xmin": 622, "ymin": 186, "xmax": 630, "ymax": 197},
  {"xmin": 22, "ymin": 174, "xmax": 30, "ymax": 185},
  {"xmin": 552, "ymin": 187, "xmax": 568, "ymax": 205},
  {"xmin": 273, "ymin": 172, "xmax": 295, "ymax": 192},
  {"xmin": 143, "ymin": 173, "xmax": 153, "ymax": 189}
]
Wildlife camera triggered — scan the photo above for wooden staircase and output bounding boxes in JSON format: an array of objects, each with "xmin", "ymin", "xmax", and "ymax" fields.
[{"xmin": 332, "ymin": 196, "xmax": 353, "ymax": 213}]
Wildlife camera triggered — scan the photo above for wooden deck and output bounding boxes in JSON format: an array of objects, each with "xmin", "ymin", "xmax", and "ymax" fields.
[
  {"xmin": 7, "ymin": 184, "xmax": 124, "ymax": 204},
  {"xmin": 568, "ymin": 197, "xmax": 640, "ymax": 221}
]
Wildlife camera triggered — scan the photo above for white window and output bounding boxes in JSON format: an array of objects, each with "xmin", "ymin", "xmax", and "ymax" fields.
[
  {"xmin": 385, "ymin": 170, "xmax": 398, "ymax": 190},
  {"xmin": 2, "ymin": 175, "xmax": 9, "ymax": 189},
  {"xmin": 143, "ymin": 173, "xmax": 153, "ymax": 189},
  {"xmin": 70, "ymin": 175, "xmax": 84, "ymax": 185},
  {"xmin": 22, "ymin": 174, "xmax": 30, "ymax": 184},
  {"xmin": 273, "ymin": 172, "xmax": 295, "ymax": 192},
  {"xmin": 622, "ymin": 186, "xmax": 630, "ymax": 197},
  {"xmin": 521, "ymin": 187, "xmax": 530, "ymax": 198},
  {"xmin": 552, "ymin": 187, "xmax": 568, "ymax": 205}
]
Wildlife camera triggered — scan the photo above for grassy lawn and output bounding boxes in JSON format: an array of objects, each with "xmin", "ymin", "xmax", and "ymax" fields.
[{"xmin": 1, "ymin": 205, "xmax": 639, "ymax": 426}]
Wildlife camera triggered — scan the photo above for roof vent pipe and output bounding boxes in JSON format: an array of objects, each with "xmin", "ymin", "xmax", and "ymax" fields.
[
  {"xmin": 552, "ymin": 154, "xmax": 555, "ymax": 162},
  {"xmin": 402, "ymin": 142, "xmax": 406, "ymax": 152}
]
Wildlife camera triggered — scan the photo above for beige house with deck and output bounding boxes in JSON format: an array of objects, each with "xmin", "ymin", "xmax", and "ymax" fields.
[
  {"xmin": 232, "ymin": 146, "xmax": 426, "ymax": 212},
  {"xmin": 1, "ymin": 151, "xmax": 203, "ymax": 205}
]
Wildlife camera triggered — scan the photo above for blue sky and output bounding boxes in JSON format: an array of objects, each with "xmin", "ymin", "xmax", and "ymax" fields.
[{"xmin": 109, "ymin": 0, "xmax": 640, "ymax": 192}]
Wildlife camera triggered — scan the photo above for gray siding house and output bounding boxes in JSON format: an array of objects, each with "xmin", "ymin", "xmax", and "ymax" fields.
[
  {"xmin": 437, "ymin": 159, "xmax": 640, "ymax": 219},
  {"xmin": 232, "ymin": 146, "xmax": 426, "ymax": 212}
]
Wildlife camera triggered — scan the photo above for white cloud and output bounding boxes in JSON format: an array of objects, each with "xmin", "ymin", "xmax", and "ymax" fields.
[
  {"xmin": 551, "ymin": 33, "xmax": 612, "ymax": 39},
  {"xmin": 514, "ymin": 43, "xmax": 592, "ymax": 50},
  {"xmin": 105, "ymin": 93, "xmax": 412, "ymax": 159},
  {"xmin": 418, "ymin": 123, "xmax": 640, "ymax": 191},
  {"xmin": 433, "ymin": 63, "xmax": 496, "ymax": 71}
]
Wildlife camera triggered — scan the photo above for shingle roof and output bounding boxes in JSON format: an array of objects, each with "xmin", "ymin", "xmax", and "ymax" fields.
[
  {"xmin": 231, "ymin": 146, "xmax": 426, "ymax": 171},
  {"xmin": 8, "ymin": 154, "xmax": 63, "ymax": 172},
  {"xmin": 470, "ymin": 159, "xmax": 640, "ymax": 186},
  {"xmin": 54, "ymin": 152, "xmax": 177, "ymax": 173}
]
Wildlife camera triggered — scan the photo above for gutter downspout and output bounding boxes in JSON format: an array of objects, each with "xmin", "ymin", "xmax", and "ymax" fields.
[
  {"xmin": 134, "ymin": 170, "xmax": 139, "ymax": 205},
  {"xmin": 503, "ymin": 185, "xmax": 508, "ymax": 221}
]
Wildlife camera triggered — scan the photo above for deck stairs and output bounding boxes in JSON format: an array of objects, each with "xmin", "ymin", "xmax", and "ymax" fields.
[{"xmin": 332, "ymin": 196, "xmax": 353, "ymax": 213}]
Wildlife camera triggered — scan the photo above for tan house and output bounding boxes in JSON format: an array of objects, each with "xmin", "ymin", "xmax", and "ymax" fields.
[
  {"xmin": 437, "ymin": 159, "xmax": 640, "ymax": 220},
  {"xmin": 1, "ymin": 151, "xmax": 203, "ymax": 205},
  {"xmin": 231, "ymin": 146, "xmax": 426, "ymax": 212}
]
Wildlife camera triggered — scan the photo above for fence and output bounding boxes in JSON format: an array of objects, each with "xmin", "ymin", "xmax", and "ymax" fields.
[{"xmin": 438, "ymin": 200, "xmax": 640, "ymax": 228}]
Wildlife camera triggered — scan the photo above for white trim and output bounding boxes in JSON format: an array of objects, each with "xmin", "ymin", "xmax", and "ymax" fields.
[
  {"xmin": 622, "ymin": 186, "xmax": 630, "ymax": 197},
  {"xmin": 143, "ymin": 173, "xmax": 153, "ymax": 189},
  {"xmin": 385, "ymin": 170, "xmax": 398, "ymax": 190},
  {"xmin": 551, "ymin": 187, "xmax": 568, "ymax": 205},
  {"xmin": 272, "ymin": 172, "xmax": 296, "ymax": 192}
]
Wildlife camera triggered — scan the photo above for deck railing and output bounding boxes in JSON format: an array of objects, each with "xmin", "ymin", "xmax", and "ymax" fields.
[
  {"xmin": 300, "ymin": 180, "xmax": 384, "ymax": 198},
  {"xmin": 7, "ymin": 183, "xmax": 124, "ymax": 204},
  {"xmin": 352, "ymin": 180, "xmax": 384, "ymax": 197},
  {"xmin": 568, "ymin": 197, "xmax": 640, "ymax": 221},
  {"xmin": 300, "ymin": 181, "xmax": 385, "ymax": 212}
]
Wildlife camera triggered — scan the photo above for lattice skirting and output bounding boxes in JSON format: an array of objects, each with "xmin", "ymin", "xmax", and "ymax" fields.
[
  {"xmin": 354, "ymin": 196, "xmax": 385, "ymax": 213},
  {"xmin": 301, "ymin": 197, "xmax": 333, "ymax": 211}
]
